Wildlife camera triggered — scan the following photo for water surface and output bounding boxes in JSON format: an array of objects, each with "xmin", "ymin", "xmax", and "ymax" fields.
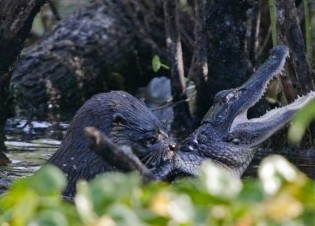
[{"xmin": 0, "ymin": 119, "xmax": 69, "ymax": 181}]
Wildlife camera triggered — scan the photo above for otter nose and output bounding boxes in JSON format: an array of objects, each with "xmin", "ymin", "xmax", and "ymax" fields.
[{"xmin": 169, "ymin": 142, "xmax": 177, "ymax": 151}]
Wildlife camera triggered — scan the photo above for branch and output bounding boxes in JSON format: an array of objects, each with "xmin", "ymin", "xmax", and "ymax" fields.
[
  {"xmin": 249, "ymin": 1, "xmax": 260, "ymax": 65},
  {"xmin": 281, "ymin": 0, "xmax": 314, "ymax": 93},
  {"xmin": 84, "ymin": 127, "xmax": 176, "ymax": 182},
  {"xmin": 47, "ymin": 0, "xmax": 61, "ymax": 21},
  {"xmin": 188, "ymin": 0, "xmax": 209, "ymax": 121},
  {"xmin": 84, "ymin": 127, "xmax": 155, "ymax": 182},
  {"xmin": 273, "ymin": 0, "xmax": 296, "ymax": 102},
  {"xmin": 0, "ymin": 0, "xmax": 45, "ymax": 161},
  {"xmin": 163, "ymin": 0, "xmax": 193, "ymax": 134}
]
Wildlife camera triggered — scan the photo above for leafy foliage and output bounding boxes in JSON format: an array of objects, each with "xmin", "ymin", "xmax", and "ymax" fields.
[
  {"xmin": 288, "ymin": 99, "xmax": 315, "ymax": 144},
  {"xmin": 1, "ymin": 156, "xmax": 315, "ymax": 226}
]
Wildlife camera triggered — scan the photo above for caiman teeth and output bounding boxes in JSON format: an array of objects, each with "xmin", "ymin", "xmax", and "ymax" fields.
[
  {"xmin": 230, "ymin": 46, "xmax": 289, "ymax": 131},
  {"xmin": 251, "ymin": 91, "xmax": 315, "ymax": 123}
]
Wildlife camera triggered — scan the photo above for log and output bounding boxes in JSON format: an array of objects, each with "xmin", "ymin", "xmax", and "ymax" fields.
[
  {"xmin": 10, "ymin": 0, "xmax": 169, "ymax": 119},
  {"xmin": 0, "ymin": 0, "xmax": 45, "ymax": 162}
]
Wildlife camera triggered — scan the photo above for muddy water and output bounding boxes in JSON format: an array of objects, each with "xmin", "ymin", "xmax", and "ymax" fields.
[{"xmin": 0, "ymin": 119, "xmax": 69, "ymax": 181}]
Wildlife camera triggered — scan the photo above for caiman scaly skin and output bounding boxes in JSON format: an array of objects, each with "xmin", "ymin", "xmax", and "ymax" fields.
[{"xmin": 171, "ymin": 45, "xmax": 315, "ymax": 177}]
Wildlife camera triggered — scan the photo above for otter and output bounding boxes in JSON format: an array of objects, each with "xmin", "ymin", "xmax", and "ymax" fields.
[{"xmin": 47, "ymin": 91, "xmax": 177, "ymax": 197}]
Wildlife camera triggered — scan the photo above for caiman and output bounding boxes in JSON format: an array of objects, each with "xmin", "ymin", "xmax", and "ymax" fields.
[
  {"xmin": 169, "ymin": 45, "xmax": 315, "ymax": 178},
  {"xmin": 91, "ymin": 45, "xmax": 315, "ymax": 180}
]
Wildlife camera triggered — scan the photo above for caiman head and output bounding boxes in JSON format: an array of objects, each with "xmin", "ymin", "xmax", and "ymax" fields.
[
  {"xmin": 173, "ymin": 45, "xmax": 315, "ymax": 177},
  {"xmin": 202, "ymin": 45, "xmax": 315, "ymax": 147},
  {"xmin": 202, "ymin": 45, "xmax": 289, "ymax": 133}
]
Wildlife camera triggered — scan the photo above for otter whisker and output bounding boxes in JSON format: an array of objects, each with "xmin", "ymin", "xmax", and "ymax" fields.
[
  {"xmin": 142, "ymin": 151, "xmax": 162, "ymax": 167},
  {"xmin": 140, "ymin": 151, "xmax": 155, "ymax": 162},
  {"xmin": 156, "ymin": 151, "xmax": 163, "ymax": 166},
  {"xmin": 149, "ymin": 149, "xmax": 164, "ymax": 167},
  {"xmin": 141, "ymin": 153, "xmax": 156, "ymax": 166}
]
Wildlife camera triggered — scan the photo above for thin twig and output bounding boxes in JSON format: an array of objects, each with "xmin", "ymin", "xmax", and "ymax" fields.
[
  {"xmin": 47, "ymin": 0, "xmax": 61, "ymax": 21},
  {"xmin": 187, "ymin": 0, "xmax": 209, "ymax": 121},
  {"xmin": 163, "ymin": 0, "xmax": 192, "ymax": 133},
  {"xmin": 304, "ymin": 0, "xmax": 312, "ymax": 67},
  {"xmin": 269, "ymin": 0, "xmax": 277, "ymax": 45},
  {"xmin": 275, "ymin": 0, "xmax": 296, "ymax": 102},
  {"xmin": 249, "ymin": 1, "xmax": 261, "ymax": 66}
]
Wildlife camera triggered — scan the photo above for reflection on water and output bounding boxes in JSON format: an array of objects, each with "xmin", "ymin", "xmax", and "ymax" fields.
[
  {"xmin": 2, "ymin": 118, "xmax": 315, "ymax": 184},
  {"xmin": 0, "ymin": 119, "xmax": 69, "ymax": 181}
]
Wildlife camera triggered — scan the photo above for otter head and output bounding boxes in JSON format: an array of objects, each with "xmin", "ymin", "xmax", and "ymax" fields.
[{"xmin": 107, "ymin": 93, "xmax": 177, "ymax": 169}]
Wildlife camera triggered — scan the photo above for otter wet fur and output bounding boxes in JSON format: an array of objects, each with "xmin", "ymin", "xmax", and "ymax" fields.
[{"xmin": 47, "ymin": 91, "xmax": 177, "ymax": 197}]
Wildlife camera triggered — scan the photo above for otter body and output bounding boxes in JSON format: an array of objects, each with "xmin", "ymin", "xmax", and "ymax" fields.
[{"xmin": 48, "ymin": 91, "xmax": 176, "ymax": 197}]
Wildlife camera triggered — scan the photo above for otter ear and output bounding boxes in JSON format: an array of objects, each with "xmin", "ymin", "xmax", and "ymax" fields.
[{"xmin": 112, "ymin": 113, "xmax": 126, "ymax": 126}]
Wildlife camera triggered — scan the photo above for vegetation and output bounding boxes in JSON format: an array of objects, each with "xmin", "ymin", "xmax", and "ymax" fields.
[
  {"xmin": 0, "ymin": 1, "xmax": 314, "ymax": 225},
  {"xmin": 289, "ymin": 99, "xmax": 315, "ymax": 144},
  {"xmin": 1, "ymin": 155, "xmax": 315, "ymax": 226}
]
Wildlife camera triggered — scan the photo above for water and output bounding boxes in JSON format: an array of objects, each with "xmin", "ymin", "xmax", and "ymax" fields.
[
  {"xmin": 1, "ymin": 118, "xmax": 315, "ymax": 184},
  {"xmin": 0, "ymin": 119, "xmax": 69, "ymax": 181}
]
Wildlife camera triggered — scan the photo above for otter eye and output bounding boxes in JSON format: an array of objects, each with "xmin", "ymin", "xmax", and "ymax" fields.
[
  {"xmin": 112, "ymin": 113, "xmax": 126, "ymax": 125},
  {"xmin": 147, "ymin": 137, "xmax": 157, "ymax": 145}
]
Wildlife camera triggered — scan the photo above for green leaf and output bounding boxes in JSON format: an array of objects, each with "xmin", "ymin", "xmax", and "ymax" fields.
[
  {"xmin": 107, "ymin": 204, "xmax": 145, "ymax": 226},
  {"xmin": 30, "ymin": 210, "xmax": 69, "ymax": 226},
  {"xmin": 31, "ymin": 165, "xmax": 67, "ymax": 195},
  {"xmin": 152, "ymin": 55, "xmax": 169, "ymax": 72},
  {"xmin": 79, "ymin": 172, "xmax": 141, "ymax": 216},
  {"xmin": 288, "ymin": 99, "xmax": 315, "ymax": 144},
  {"xmin": 74, "ymin": 180, "xmax": 96, "ymax": 225},
  {"xmin": 152, "ymin": 55, "xmax": 162, "ymax": 72}
]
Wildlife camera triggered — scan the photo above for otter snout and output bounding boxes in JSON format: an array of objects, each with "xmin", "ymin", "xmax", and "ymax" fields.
[
  {"xmin": 165, "ymin": 139, "xmax": 177, "ymax": 160},
  {"xmin": 169, "ymin": 142, "xmax": 176, "ymax": 151}
]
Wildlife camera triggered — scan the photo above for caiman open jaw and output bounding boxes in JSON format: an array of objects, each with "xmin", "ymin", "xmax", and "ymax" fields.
[
  {"xmin": 218, "ymin": 45, "xmax": 315, "ymax": 148},
  {"xmin": 229, "ymin": 45, "xmax": 289, "ymax": 132},
  {"xmin": 202, "ymin": 45, "xmax": 290, "ymax": 132},
  {"xmin": 175, "ymin": 45, "xmax": 315, "ymax": 178},
  {"xmin": 226, "ymin": 91, "xmax": 315, "ymax": 147}
]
